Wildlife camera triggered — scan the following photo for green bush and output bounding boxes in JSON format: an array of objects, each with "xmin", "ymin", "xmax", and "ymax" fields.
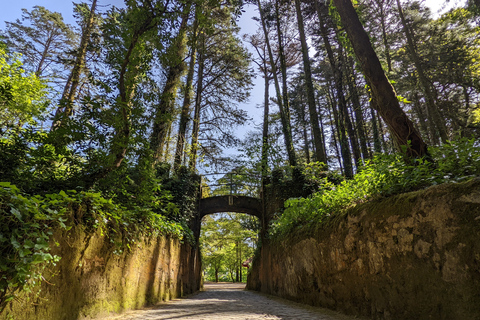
[{"xmin": 270, "ymin": 138, "xmax": 480, "ymax": 239}]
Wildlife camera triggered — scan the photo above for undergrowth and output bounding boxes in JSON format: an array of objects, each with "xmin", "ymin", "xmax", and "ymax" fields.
[{"xmin": 270, "ymin": 138, "xmax": 480, "ymax": 239}]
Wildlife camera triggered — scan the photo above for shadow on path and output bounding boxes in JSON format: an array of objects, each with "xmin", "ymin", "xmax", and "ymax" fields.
[{"xmin": 103, "ymin": 282, "xmax": 361, "ymax": 320}]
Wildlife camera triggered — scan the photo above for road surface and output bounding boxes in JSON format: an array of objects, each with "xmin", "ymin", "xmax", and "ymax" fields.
[{"xmin": 104, "ymin": 282, "xmax": 360, "ymax": 320}]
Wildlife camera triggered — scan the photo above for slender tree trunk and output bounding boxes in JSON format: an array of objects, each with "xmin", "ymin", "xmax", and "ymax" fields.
[
  {"xmin": 235, "ymin": 240, "xmax": 240, "ymax": 283},
  {"xmin": 298, "ymin": 92, "xmax": 311, "ymax": 163},
  {"xmin": 326, "ymin": 87, "xmax": 344, "ymax": 174},
  {"xmin": 174, "ymin": 49, "xmax": 197, "ymax": 171},
  {"xmin": 378, "ymin": 2, "xmax": 392, "ymax": 73},
  {"xmin": 150, "ymin": 4, "xmax": 192, "ymax": 164},
  {"xmin": 337, "ymin": 45, "xmax": 361, "ymax": 168},
  {"xmin": 36, "ymin": 37, "xmax": 53, "ymax": 77},
  {"xmin": 257, "ymin": 0, "xmax": 296, "ymax": 167},
  {"xmin": 189, "ymin": 33, "xmax": 205, "ymax": 171},
  {"xmin": 261, "ymin": 68, "xmax": 270, "ymax": 178},
  {"xmin": 346, "ymin": 56, "xmax": 370, "ymax": 159},
  {"xmin": 294, "ymin": 0, "xmax": 327, "ymax": 164},
  {"xmin": 51, "ymin": 0, "xmax": 98, "ymax": 131},
  {"xmin": 365, "ymin": 76, "xmax": 383, "ymax": 153},
  {"xmin": 370, "ymin": 105, "xmax": 382, "ymax": 153},
  {"xmin": 328, "ymin": 81, "xmax": 351, "ymax": 176},
  {"xmin": 316, "ymin": 2, "xmax": 353, "ymax": 177},
  {"xmin": 275, "ymin": 0, "xmax": 297, "ymax": 167},
  {"xmin": 411, "ymin": 92, "xmax": 432, "ymax": 144},
  {"xmin": 332, "ymin": 0, "xmax": 428, "ymax": 158},
  {"xmin": 396, "ymin": 0, "xmax": 447, "ymax": 144},
  {"xmin": 174, "ymin": 12, "xmax": 198, "ymax": 172}
]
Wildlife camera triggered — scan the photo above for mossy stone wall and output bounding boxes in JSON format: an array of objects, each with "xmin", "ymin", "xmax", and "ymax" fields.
[
  {"xmin": 248, "ymin": 179, "xmax": 480, "ymax": 319},
  {"xmin": 1, "ymin": 226, "xmax": 201, "ymax": 320}
]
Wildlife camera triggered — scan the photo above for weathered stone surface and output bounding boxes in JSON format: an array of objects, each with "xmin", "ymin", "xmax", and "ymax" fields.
[
  {"xmin": 1, "ymin": 227, "xmax": 201, "ymax": 320},
  {"xmin": 247, "ymin": 179, "xmax": 480, "ymax": 319}
]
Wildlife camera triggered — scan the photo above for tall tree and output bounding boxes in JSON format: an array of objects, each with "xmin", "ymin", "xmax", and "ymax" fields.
[
  {"xmin": 257, "ymin": 0, "xmax": 297, "ymax": 167},
  {"xmin": 51, "ymin": 0, "xmax": 99, "ymax": 130},
  {"xmin": 85, "ymin": 0, "xmax": 175, "ymax": 184},
  {"xmin": 245, "ymin": 31, "xmax": 272, "ymax": 177},
  {"xmin": 315, "ymin": 1, "xmax": 353, "ymax": 176},
  {"xmin": 188, "ymin": 6, "xmax": 252, "ymax": 171},
  {"xmin": 2, "ymin": 6, "xmax": 76, "ymax": 79},
  {"xmin": 173, "ymin": 14, "xmax": 198, "ymax": 171},
  {"xmin": 150, "ymin": 1, "xmax": 193, "ymax": 164},
  {"xmin": 331, "ymin": 0, "xmax": 429, "ymax": 159},
  {"xmin": 396, "ymin": 0, "xmax": 448, "ymax": 143},
  {"xmin": 294, "ymin": 0, "xmax": 327, "ymax": 165}
]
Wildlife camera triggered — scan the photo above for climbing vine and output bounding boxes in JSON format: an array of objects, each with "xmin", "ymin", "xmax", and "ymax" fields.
[{"xmin": 0, "ymin": 182, "xmax": 189, "ymax": 313}]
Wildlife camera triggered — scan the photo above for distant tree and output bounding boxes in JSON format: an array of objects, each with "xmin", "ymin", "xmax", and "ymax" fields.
[
  {"xmin": 201, "ymin": 213, "xmax": 257, "ymax": 283},
  {"xmin": 2, "ymin": 6, "xmax": 76, "ymax": 81}
]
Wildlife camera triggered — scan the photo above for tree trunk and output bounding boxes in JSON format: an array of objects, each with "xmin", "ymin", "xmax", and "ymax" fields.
[
  {"xmin": 174, "ymin": 49, "xmax": 196, "ymax": 171},
  {"xmin": 173, "ymin": 11, "xmax": 198, "ymax": 172},
  {"xmin": 332, "ymin": 0, "xmax": 428, "ymax": 159},
  {"xmin": 52, "ymin": 0, "xmax": 98, "ymax": 131},
  {"xmin": 294, "ymin": 0, "xmax": 327, "ymax": 165},
  {"xmin": 395, "ymin": 0, "xmax": 447, "ymax": 144},
  {"xmin": 188, "ymin": 33, "xmax": 205, "ymax": 171},
  {"xmin": 346, "ymin": 56, "xmax": 370, "ymax": 159},
  {"xmin": 411, "ymin": 92, "xmax": 432, "ymax": 144},
  {"xmin": 326, "ymin": 86, "xmax": 344, "ymax": 174},
  {"xmin": 370, "ymin": 105, "xmax": 382, "ymax": 153},
  {"xmin": 316, "ymin": 2, "xmax": 353, "ymax": 177},
  {"xmin": 261, "ymin": 65, "xmax": 270, "ymax": 178},
  {"xmin": 274, "ymin": 0, "xmax": 297, "ymax": 167},
  {"xmin": 377, "ymin": 1, "xmax": 393, "ymax": 73},
  {"xmin": 150, "ymin": 4, "xmax": 192, "ymax": 164},
  {"xmin": 257, "ymin": 0, "xmax": 296, "ymax": 167},
  {"xmin": 337, "ymin": 45, "xmax": 361, "ymax": 168},
  {"xmin": 298, "ymin": 91, "xmax": 311, "ymax": 163}
]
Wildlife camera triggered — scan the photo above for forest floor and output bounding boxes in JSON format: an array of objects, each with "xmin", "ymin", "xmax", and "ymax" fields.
[{"xmin": 102, "ymin": 282, "xmax": 361, "ymax": 320}]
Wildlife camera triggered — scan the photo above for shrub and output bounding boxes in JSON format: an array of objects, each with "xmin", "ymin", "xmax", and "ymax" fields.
[{"xmin": 270, "ymin": 138, "xmax": 480, "ymax": 239}]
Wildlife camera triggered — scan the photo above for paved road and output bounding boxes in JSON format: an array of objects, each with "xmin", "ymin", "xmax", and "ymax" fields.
[{"xmin": 104, "ymin": 282, "xmax": 359, "ymax": 320}]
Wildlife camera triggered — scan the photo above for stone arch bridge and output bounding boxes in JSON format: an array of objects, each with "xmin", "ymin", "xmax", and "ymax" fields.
[{"xmin": 189, "ymin": 172, "xmax": 267, "ymax": 240}]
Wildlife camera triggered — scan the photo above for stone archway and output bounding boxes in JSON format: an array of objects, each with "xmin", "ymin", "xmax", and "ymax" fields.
[{"xmin": 198, "ymin": 195, "xmax": 262, "ymax": 219}]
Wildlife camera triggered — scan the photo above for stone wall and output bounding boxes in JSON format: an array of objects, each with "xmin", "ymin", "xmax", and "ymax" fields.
[
  {"xmin": 1, "ymin": 226, "xmax": 201, "ymax": 320},
  {"xmin": 248, "ymin": 179, "xmax": 480, "ymax": 319}
]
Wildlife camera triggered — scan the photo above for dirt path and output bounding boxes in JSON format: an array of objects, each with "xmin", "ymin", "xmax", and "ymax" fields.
[{"xmin": 104, "ymin": 282, "xmax": 359, "ymax": 320}]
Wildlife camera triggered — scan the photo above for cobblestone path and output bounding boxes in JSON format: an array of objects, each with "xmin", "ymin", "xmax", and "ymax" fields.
[{"xmin": 105, "ymin": 282, "xmax": 359, "ymax": 320}]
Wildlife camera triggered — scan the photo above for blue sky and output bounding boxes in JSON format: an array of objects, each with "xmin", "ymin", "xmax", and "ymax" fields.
[{"xmin": 0, "ymin": 1, "xmax": 126, "ymax": 29}]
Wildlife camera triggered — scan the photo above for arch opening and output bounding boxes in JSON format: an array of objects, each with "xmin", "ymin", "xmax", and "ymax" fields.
[{"xmin": 200, "ymin": 212, "xmax": 259, "ymax": 284}]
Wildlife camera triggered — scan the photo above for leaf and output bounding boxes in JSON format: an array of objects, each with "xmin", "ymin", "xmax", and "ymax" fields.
[{"xmin": 10, "ymin": 208, "xmax": 22, "ymax": 221}]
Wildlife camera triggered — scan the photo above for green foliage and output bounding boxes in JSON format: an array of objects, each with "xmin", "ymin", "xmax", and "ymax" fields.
[
  {"xmin": 201, "ymin": 213, "xmax": 258, "ymax": 283},
  {"xmin": 162, "ymin": 166, "xmax": 200, "ymax": 224},
  {"xmin": 0, "ymin": 128, "xmax": 85, "ymax": 194},
  {"xmin": 1, "ymin": 6, "xmax": 76, "ymax": 79},
  {"xmin": 0, "ymin": 182, "xmax": 66, "ymax": 312},
  {"xmin": 0, "ymin": 180, "xmax": 189, "ymax": 312},
  {"xmin": 270, "ymin": 139, "xmax": 480, "ymax": 239},
  {"xmin": 0, "ymin": 46, "xmax": 48, "ymax": 127}
]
